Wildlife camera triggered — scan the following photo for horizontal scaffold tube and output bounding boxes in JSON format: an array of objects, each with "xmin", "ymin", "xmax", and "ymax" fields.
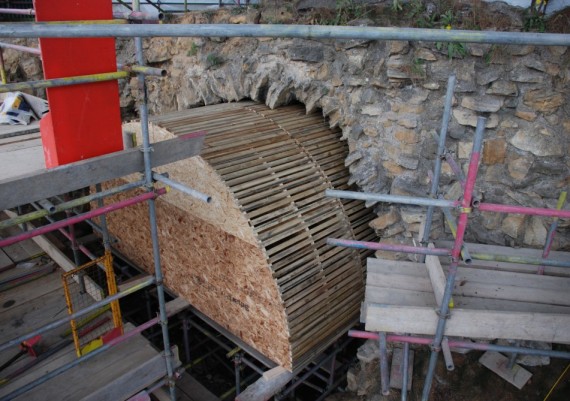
[
  {"xmin": 0, "ymin": 42, "xmax": 41, "ymax": 55},
  {"xmin": 478, "ymin": 202, "xmax": 570, "ymax": 219},
  {"xmin": 0, "ymin": 188, "xmax": 166, "ymax": 248},
  {"xmin": 0, "ymin": 24, "xmax": 568, "ymax": 46},
  {"xmin": 0, "ymin": 179, "xmax": 145, "ymax": 230},
  {"xmin": 327, "ymin": 238, "xmax": 452, "ymax": 257},
  {"xmin": 349, "ymin": 330, "xmax": 570, "ymax": 360},
  {"xmin": 326, "ymin": 189, "xmax": 459, "ymax": 208},
  {"xmin": 0, "ymin": 8, "xmax": 34, "ymax": 16},
  {"xmin": 0, "ymin": 71, "xmax": 128, "ymax": 94}
]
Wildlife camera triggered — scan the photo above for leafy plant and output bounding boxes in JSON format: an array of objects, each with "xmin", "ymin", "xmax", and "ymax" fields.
[
  {"xmin": 436, "ymin": 41, "xmax": 467, "ymax": 59},
  {"xmin": 411, "ymin": 58, "xmax": 426, "ymax": 78},
  {"xmin": 206, "ymin": 53, "xmax": 223, "ymax": 68},
  {"xmin": 187, "ymin": 42, "xmax": 199, "ymax": 57},
  {"xmin": 331, "ymin": 0, "xmax": 368, "ymax": 25},
  {"xmin": 483, "ymin": 44, "xmax": 498, "ymax": 65},
  {"xmin": 407, "ymin": 0, "xmax": 425, "ymax": 18},
  {"xmin": 392, "ymin": 0, "xmax": 403, "ymax": 12}
]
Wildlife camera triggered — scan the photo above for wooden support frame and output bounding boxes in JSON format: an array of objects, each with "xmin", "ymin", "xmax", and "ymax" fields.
[{"xmin": 0, "ymin": 132, "xmax": 205, "ymax": 211}]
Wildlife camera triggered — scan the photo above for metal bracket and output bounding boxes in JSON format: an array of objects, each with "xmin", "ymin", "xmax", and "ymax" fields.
[{"xmin": 435, "ymin": 308, "xmax": 451, "ymax": 319}]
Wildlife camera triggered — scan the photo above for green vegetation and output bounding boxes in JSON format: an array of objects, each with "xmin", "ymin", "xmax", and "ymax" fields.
[
  {"xmin": 318, "ymin": 0, "xmax": 368, "ymax": 26},
  {"xmin": 187, "ymin": 42, "xmax": 199, "ymax": 57},
  {"xmin": 523, "ymin": 1, "xmax": 547, "ymax": 32},
  {"xmin": 206, "ymin": 52, "xmax": 223, "ymax": 68},
  {"xmin": 411, "ymin": 58, "xmax": 426, "ymax": 78}
]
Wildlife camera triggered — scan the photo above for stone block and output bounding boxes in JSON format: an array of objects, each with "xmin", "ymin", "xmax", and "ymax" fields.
[
  {"xmin": 382, "ymin": 160, "xmax": 405, "ymax": 176},
  {"xmin": 369, "ymin": 207, "xmax": 400, "ymax": 230},
  {"xmin": 458, "ymin": 141, "xmax": 473, "ymax": 159},
  {"xmin": 510, "ymin": 66, "xmax": 544, "ymax": 83},
  {"xmin": 508, "ymin": 157, "xmax": 532, "ymax": 181},
  {"xmin": 461, "ymin": 96, "xmax": 503, "ymax": 113},
  {"xmin": 507, "ymin": 45, "xmax": 535, "ymax": 56},
  {"xmin": 423, "ymin": 82, "xmax": 440, "ymax": 90},
  {"xmin": 515, "ymin": 105, "xmax": 538, "ymax": 122},
  {"xmin": 394, "ymin": 128, "xmax": 420, "ymax": 144},
  {"xmin": 523, "ymin": 89, "xmax": 565, "ymax": 114},
  {"xmin": 481, "ymin": 211, "xmax": 502, "ymax": 230},
  {"xmin": 361, "ymin": 104, "xmax": 385, "ymax": 116},
  {"xmin": 400, "ymin": 208, "xmax": 425, "ymax": 224},
  {"xmin": 502, "ymin": 215, "xmax": 526, "ymax": 239},
  {"xmin": 396, "ymin": 117, "xmax": 418, "ymax": 129},
  {"xmin": 509, "ymin": 127, "xmax": 564, "ymax": 157},
  {"xmin": 476, "ymin": 69, "xmax": 501, "ymax": 86},
  {"xmin": 415, "ymin": 48, "xmax": 437, "ymax": 61},
  {"xmin": 482, "ymin": 138, "xmax": 507, "ymax": 165},
  {"xmin": 387, "ymin": 55, "xmax": 410, "ymax": 79},
  {"xmin": 524, "ymin": 216, "xmax": 547, "ymax": 247},
  {"xmin": 486, "ymin": 80, "xmax": 518, "ymax": 97},
  {"xmin": 389, "ymin": 40, "xmax": 409, "ymax": 55},
  {"xmin": 452, "ymin": 108, "xmax": 499, "ymax": 128}
]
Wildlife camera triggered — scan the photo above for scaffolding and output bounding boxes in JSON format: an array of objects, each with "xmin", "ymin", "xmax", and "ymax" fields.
[
  {"xmin": 326, "ymin": 76, "xmax": 570, "ymax": 400},
  {"xmin": 0, "ymin": 12, "xmax": 569, "ymax": 401}
]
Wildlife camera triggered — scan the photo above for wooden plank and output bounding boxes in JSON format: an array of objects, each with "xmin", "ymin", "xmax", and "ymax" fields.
[
  {"xmin": 365, "ymin": 304, "xmax": 570, "ymax": 343},
  {"xmin": 80, "ymin": 346, "xmax": 180, "ymax": 401},
  {"xmin": 425, "ymin": 248, "xmax": 446, "ymax": 306},
  {"xmin": 175, "ymin": 372, "xmax": 221, "ymax": 401},
  {"xmin": 363, "ymin": 286, "xmax": 570, "ymax": 319},
  {"xmin": 0, "ymin": 268, "xmax": 62, "ymax": 313},
  {"xmin": 389, "ymin": 347, "xmax": 414, "ymax": 391},
  {"xmin": 235, "ymin": 366, "xmax": 293, "ymax": 401},
  {"xmin": 0, "ymin": 133, "xmax": 205, "ymax": 210},
  {"xmin": 0, "ymin": 248, "xmax": 13, "ymax": 270},
  {"xmin": 479, "ymin": 351, "xmax": 532, "ymax": 389}
]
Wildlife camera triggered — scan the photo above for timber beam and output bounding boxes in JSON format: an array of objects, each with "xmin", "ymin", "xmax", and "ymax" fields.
[{"xmin": 0, "ymin": 132, "xmax": 205, "ymax": 211}]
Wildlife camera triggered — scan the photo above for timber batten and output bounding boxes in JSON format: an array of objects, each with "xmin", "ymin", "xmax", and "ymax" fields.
[{"xmin": 105, "ymin": 102, "xmax": 377, "ymax": 371}]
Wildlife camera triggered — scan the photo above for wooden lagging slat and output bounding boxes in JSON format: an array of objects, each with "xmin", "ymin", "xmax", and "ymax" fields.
[
  {"xmin": 206, "ymin": 140, "xmax": 296, "ymax": 166},
  {"xmin": 286, "ymin": 277, "xmax": 353, "ymax": 318},
  {"xmin": 216, "ymin": 149, "xmax": 304, "ymax": 176},
  {"xmin": 225, "ymin": 159, "xmax": 311, "ymax": 190},
  {"xmin": 290, "ymin": 291, "xmax": 362, "ymax": 345},
  {"xmin": 163, "ymin": 113, "xmax": 268, "ymax": 133},
  {"xmin": 289, "ymin": 286, "xmax": 363, "ymax": 347}
]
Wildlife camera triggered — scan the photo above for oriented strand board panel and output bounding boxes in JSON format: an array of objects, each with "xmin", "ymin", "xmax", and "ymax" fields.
[{"xmin": 105, "ymin": 102, "xmax": 377, "ymax": 371}]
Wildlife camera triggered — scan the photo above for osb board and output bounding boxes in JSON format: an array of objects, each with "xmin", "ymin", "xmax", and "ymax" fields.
[
  {"xmin": 103, "ymin": 183, "xmax": 292, "ymax": 369},
  {"xmin": 108, "ymin": 102, "xmax": 377, "ymax": 370},
  {"xmin": 121, "ymin": 121, "xmax": 257, "ymax": 246}
]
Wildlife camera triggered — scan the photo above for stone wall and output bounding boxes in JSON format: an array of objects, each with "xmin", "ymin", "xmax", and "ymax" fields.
[{"xmin": 125, "ymin": 12, "xmax": 568, "ymax": 253}]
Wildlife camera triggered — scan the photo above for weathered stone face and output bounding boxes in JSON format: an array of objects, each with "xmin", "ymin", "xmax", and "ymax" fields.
[{"xmin": 114, "ymin": 11, "xmax": 569, "ymax": 252}]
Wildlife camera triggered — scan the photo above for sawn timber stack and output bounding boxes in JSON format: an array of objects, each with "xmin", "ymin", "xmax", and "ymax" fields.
[{"xmin": 103, "ymin": 102, "xmax": 377, "ymax": 371}]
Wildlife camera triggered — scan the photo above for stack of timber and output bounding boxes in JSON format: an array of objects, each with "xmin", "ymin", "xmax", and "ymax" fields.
[
  {"xmin": 103, "ymin": 102, "xmax": 377, "ymax": 371},
  {"xmin": 362, "ymin": 243, "xmax": 570, "ymax": 344}
]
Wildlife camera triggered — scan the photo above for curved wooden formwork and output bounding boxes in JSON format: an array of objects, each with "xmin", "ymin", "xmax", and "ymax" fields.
[{"xmin": 107, "ymin": 102, "xmax": 377, "ymax": 371}]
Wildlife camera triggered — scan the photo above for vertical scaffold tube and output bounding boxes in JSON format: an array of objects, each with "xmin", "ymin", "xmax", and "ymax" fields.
[
  {"xmin": 421, "ymin": 117, "xmax": 486, "ymax": 401},
  {"xmin": 379, "ymin": 332, "xmax": 390, "ymax": 396},
  {"xmin": 419, "ymin": 75, "xmax": 456, "ymax": 261},
  {"xmin": 132, "ymin": 1, "xmax": 176, "ymax": 400}
]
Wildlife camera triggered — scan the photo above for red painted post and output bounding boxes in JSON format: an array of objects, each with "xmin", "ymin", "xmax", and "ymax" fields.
[{"xmin": 33, "ymin": 0, "xmax": 123, "ymax": 168}]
